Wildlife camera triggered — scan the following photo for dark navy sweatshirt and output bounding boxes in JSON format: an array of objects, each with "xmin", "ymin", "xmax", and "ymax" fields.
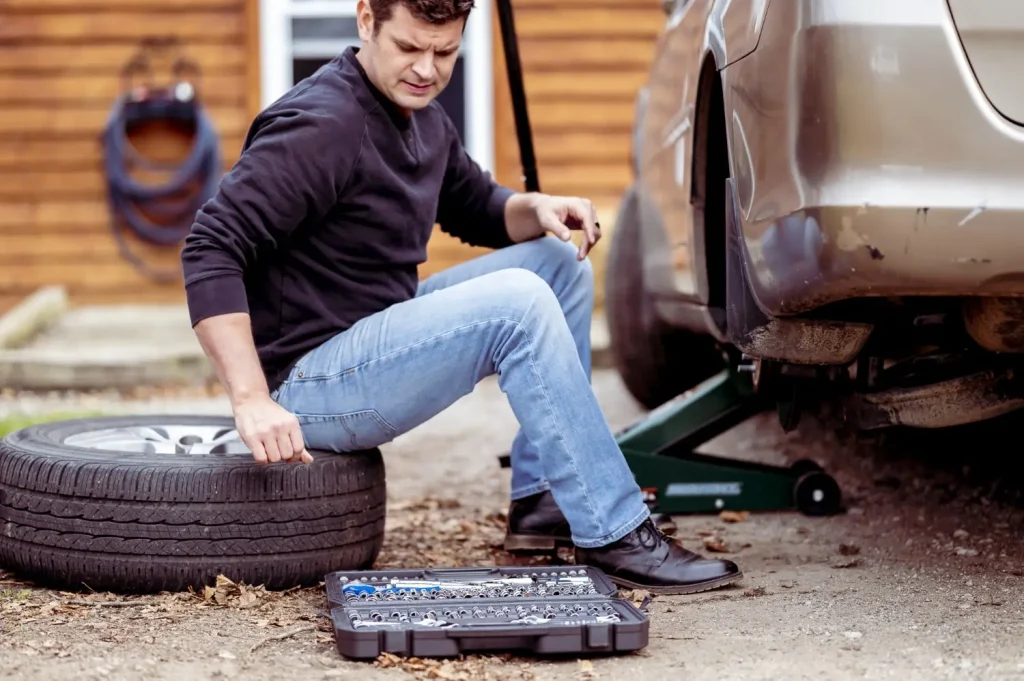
[{"xmin": 181, "ymin": 47, "xmax": 515, "ymax": 390}]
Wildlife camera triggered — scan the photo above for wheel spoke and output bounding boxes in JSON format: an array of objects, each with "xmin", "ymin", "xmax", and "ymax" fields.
[{"xmin": 63, "ymin": 424, "xmax": 244, "ymax": 456}]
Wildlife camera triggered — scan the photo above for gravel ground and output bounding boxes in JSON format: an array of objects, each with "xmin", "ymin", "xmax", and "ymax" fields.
[{"xmin": 1, "ymin": 369, "xmax": 1023, "ymax": 681}]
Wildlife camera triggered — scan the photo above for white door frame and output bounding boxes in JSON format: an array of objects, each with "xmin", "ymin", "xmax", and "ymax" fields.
[{"xmin": 258, "ymin": 0, "xmax": 495, "ymax": 174}]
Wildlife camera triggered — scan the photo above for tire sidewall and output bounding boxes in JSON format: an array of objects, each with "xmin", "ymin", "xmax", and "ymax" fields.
[{"xmin": 605, "ymin": 185, "xmax": 723, "ymax": 409}]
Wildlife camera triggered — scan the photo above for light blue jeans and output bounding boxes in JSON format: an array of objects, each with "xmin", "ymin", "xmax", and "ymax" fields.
[{"xmin": 271, "ymin": 236, "xmax": 650, "ymax": 548}]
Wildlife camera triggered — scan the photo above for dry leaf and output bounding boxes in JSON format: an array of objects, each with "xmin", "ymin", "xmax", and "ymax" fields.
[
  {"xmin": 429, "ymin": 661, "xmax": 470, "ymax": 680},
  {"xmin": 374, "ymin": 652, "xmax": 402, "ymax": 668},
  {"xmin": 213, "ymin": 574, "xmax": 239, "ymax": 605},
  {"xmin": 703, "ymin": 536, "xmax": 729, "ymax": 553},
  {"xmin": 719, "ymin": 510, "xmax": 749, "ymax": 523},
  {"xmin": 832, "ymin": 558, "xmax": 861, "ymax": 569}
]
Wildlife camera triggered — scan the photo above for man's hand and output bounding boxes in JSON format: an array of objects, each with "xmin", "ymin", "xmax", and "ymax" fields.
[
  {"xmin": 505, "ymin": 193, "xmax": 601, "ymax": 260},
  {"xmin": 192, "ymin": 313, "xmax": 313, "ymax": 465},
  {"xmin": 234, "ymin": 395, "xmax": 314, "ymax": 464}
]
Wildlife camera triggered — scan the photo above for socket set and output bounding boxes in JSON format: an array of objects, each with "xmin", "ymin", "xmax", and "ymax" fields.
[
  {"xmin": 325, "ymin": 566, "xmax": 649, "ymax": 659},
  {"xmin": 327, "ymin": 567, "xmax": 604, "ymax": 604}
]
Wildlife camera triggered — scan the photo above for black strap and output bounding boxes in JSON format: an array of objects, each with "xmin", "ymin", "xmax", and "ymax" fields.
[{"xmin": 495, "ymin": 0, "xmax": 540, "ymax": 193}]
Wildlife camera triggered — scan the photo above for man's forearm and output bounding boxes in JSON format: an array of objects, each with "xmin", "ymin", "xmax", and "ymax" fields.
[
  {"xmin": 193, "ymin": 313, "xmax": 270, "ymax": 408},
  {"xmin": 504, "ymin": 192, "xmax": 546, "ymax": 243}
]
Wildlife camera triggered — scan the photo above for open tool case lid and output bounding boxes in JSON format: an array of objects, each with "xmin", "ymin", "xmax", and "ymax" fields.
[{"xmin": 325, "ymin": 566, "xmax": 650, "ymax": 659}]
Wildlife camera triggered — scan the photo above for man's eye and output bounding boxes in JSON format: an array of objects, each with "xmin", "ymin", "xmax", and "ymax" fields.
[{"xmin": 436, "ymin": 50, "xmax": 455, "ymax": 57}]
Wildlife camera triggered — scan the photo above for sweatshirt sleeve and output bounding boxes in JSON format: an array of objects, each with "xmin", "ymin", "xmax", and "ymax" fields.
[
  {"xmin": 180, "ymin": 105, "xmax": 362, "ymax": 326},
  {"xmin": 435, "ymin": 113, "xmax": 516, "ymax": 250}
]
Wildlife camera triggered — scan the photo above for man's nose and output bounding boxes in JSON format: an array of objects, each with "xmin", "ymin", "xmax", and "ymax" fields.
[{"xmin": 411, "ymin": 54, "xmax": 435, "ymax": 81}]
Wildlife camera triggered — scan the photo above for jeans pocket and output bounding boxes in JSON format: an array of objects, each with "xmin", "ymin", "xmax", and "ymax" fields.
[{"xmin": 296, "ymin": 410, "xmax": 398, "ymax": 452}]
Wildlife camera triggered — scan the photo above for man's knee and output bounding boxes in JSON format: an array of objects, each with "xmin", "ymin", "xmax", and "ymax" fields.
[
  {"xmin": 535, "ymin": 235, "xmax": 594, "ymax": 285},
  {"xmin": 492, "ymin": 268, "xmax": 563, "ymax": 319},
  {"xmin": 502, "ymin": 267, "xmax": 559, "ymax": 300}
]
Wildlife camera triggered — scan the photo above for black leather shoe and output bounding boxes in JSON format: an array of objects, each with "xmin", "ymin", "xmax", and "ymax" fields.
[
  {"xmin": 503, "ymin": 490, "xmax": 573, "ymax": 553},
  {"xmin": 504, "ymin": 491, "xmax": 680, "ymax": 553},
  {"xmin": 575, "ymin": 518, "xmax": 742, "ymax": 594}
]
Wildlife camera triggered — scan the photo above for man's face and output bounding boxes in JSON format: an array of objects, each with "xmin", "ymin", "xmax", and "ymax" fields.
[{"xmin": 356, "ymin": 0, "xmax": 464, "ymax": 113}]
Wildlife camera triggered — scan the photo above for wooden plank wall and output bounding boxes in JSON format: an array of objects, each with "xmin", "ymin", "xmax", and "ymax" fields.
[
  {"xmin": 0, "ymin": 0, "xmax": 665, "ymax": 312},
  {"xmin": 0, "ymin": 0, "xmax": 254, "ymax": 312},
  {"xmin": 491, "ymin": 0, "xmax": 664, "ymax": 202},
  {"xmin": 427, "ymin": 0, "xmax": 665, "ymax": 304}
]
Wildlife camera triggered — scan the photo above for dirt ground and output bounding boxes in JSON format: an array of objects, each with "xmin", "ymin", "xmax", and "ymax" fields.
[{"xmin": 2, "ymin": 369, "xmax": 1024, "ymax": 681}]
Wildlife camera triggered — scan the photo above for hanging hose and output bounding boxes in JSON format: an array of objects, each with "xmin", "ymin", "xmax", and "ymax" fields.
[{"xmin": 99, "ymin": 41, "xmax": 222, "ymax": 283}]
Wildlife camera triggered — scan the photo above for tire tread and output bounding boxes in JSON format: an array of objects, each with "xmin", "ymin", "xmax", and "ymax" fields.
[{"xmin": 0, "ymin": 416, "xmax": 387, "ymax": 593}]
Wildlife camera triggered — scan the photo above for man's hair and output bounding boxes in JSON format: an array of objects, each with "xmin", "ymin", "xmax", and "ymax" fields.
[{"xmin": 369, "ymin": 0, "xmax": 475, "ymax": 30}]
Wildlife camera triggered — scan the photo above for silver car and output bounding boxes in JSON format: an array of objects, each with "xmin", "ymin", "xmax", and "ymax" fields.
[{"xmin": 606, "ymin": 0, "xmax": 1024, "ymax": 431}]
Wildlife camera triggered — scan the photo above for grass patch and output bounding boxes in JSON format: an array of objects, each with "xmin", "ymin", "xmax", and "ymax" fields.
[{"xmin": 0, "ymin": 412, "xmax": 106, "ymax": 439}]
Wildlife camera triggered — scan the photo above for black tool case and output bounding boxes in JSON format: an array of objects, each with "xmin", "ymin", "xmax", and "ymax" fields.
[{"xmin": 325, "ymin": 566, "xmax": 649, "ymax": 659}]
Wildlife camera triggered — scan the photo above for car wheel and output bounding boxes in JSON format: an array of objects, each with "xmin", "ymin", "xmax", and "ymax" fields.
[
  {"xmin": 0, "ymin": 415, "xmax": 386, "ymax": 593},
  {"xmin": 605, "ymin": 185, "xmax": 724, "ymax": 409}
]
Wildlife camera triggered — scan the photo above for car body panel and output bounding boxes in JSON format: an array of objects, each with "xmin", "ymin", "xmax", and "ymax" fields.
[
  {"xmin": 947, "ymin": 0, "xmax": 1024, "ymax": 126},
  {"xmin": 723, "ymin": 0, "xmax": 1024, "ymax": 316},
  {"xmin": 636, "ymin": 0, "xmax": 772, "ymax": 306},
  {"xmin": 714, "ymin": 0, "xmax": 772, "ymax": 68},
  {"xmin": 634, "ymin": 0, "xmax": 1024, "ymax": 321}
]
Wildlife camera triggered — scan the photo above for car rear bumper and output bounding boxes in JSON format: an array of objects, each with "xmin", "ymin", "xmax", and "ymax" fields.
[{"xmin": 723, "ymin": 0, "xmax": 1024, "ymax": 316}]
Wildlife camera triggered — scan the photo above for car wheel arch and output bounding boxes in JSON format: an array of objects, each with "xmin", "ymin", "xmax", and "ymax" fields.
[{"xmin": 691, "ymin": 52, "xmax": 731, "ymax": 313}]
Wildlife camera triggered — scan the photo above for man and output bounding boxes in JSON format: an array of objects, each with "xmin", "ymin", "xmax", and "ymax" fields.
[{"xmin": 181, "ymin": 0, "xmax": 741, "ymax": 595}]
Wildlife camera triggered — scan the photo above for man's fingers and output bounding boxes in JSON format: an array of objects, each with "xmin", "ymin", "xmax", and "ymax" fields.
[
  {"xmin": 572, "ymin": 199, "xmax": 600, "ymax": 259},
  {"xmin": 262, "ymin": 432, "xmax": 282, "ymax": 463},
  {"xmin": 277, "ymin": 429, "xmax": 295, "ymax": 461},
  {"xmin": 247, "ymin": 436, "xmax": 268, "ymax": 464},
  {"xmin": 289, "ymin": 427, "xmax": 312, "ymax": 464},
  {"xmin": 539, "ymin": 211, "xmax": 571, "ymax": 241},
  {"xmin": 580, "ymin": 221, "xmax": 601, "ymax": 259}
]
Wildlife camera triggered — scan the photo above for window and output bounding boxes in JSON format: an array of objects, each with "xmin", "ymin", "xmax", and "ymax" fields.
[{"xmin": 259, "ymin": 0, "xmax": 494, "ymax": 172}]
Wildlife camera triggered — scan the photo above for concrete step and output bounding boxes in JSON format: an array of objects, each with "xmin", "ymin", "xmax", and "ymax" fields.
[
  {"xmin": 0, "ymin": 303, "xmax": 615, "ymax": 391},
  {"xmin": 0, "ymin": 304, "xmax": 213, "ymax": 391}
]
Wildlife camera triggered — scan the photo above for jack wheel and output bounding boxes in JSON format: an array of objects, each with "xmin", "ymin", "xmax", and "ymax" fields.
[{"xmin": 794, "ymin": 471, "xmax": 842, "ymax": 517}]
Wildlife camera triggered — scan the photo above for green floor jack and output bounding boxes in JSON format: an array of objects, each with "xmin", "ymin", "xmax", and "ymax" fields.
[
  {"xmin": 611, "ymin": 368, "xmax": 842, "ymax": 517},
  {"xmin": 493, "ymin": 0, "xmax": 843, "ymax": 521},
  {"xmin": 498, "ymin": 366, "xmax": 842, "ymax": 520}
]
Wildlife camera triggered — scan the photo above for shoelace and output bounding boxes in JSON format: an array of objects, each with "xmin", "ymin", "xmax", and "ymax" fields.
[
  {"xmin": 636, "ymin": 519, "xmax": 704, "ymax": 564},
  {"xmin": 636, "ymin": 519, "xmax": 669, "ymax": 550}
]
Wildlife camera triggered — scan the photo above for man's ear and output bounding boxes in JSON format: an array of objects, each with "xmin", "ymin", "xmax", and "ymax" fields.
[{"xmin": 356, "ymin": 0, "xmax": 375, "ymax": 41}]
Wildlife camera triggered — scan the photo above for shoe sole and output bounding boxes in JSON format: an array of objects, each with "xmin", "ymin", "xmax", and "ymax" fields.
[
  {"xmin": 607, "ymin": 570, "xmax": 744, "ymax": 596},
  {"xmin": 503, "ymin": 534, "xmax": 574, "ymax": 554}
]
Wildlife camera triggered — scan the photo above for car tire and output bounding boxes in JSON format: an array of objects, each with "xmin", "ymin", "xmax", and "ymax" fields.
[
  {"xmin": 0, "ymin": 415, "xmax": 386, "ymax": 593},
  {"xmin": 605, "ymin": 185, "xmax": 724, "ymax": 409}
]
